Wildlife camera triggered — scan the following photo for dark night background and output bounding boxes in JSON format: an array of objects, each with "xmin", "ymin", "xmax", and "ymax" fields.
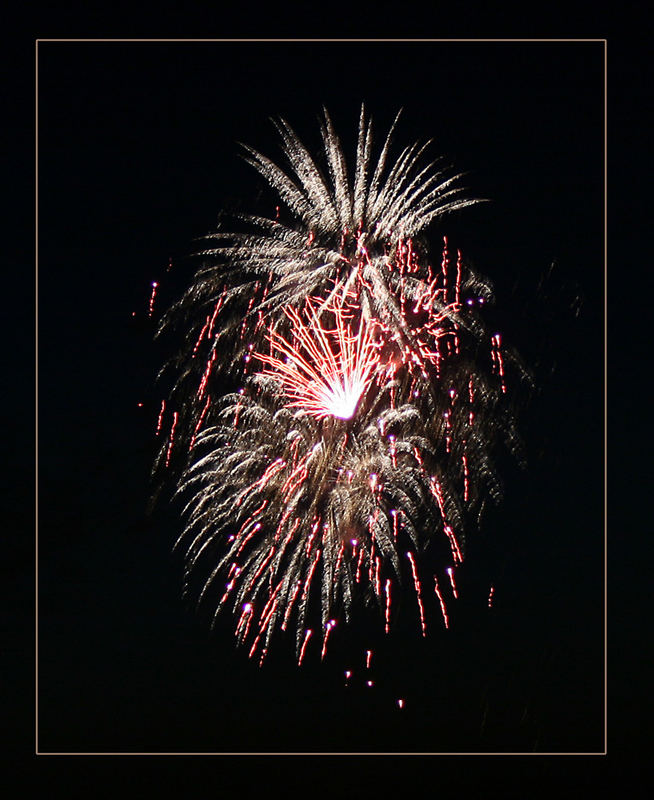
[{"xmin": 9, "ymin": 32, "xmax": 632, "ymax": 791}]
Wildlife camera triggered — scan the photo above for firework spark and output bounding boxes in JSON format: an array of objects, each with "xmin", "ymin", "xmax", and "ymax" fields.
[{"xmin": 155, "ymin": 107, "xmax": 527, "ymax": 665}]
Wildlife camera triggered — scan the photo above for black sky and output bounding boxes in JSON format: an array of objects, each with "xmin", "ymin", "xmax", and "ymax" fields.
[{"xmin": 28, "ymin": 40, "xmax": 607, "ymax": 760}]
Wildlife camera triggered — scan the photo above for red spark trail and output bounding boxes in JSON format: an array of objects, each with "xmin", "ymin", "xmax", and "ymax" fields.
[
  {"xmin": 165, "ymin": 411, "xmax": 178, "ymax": 467},
  {"xmin": 321, "ymin": 619, "xmax": 336, "ymax": 660},
  {"xmin": 298, "ymin": 629, "xmax": 313, "ymax": 666},
  {"xmin": 148, "ymin": 281, "xmax": 158, "ymax": 317},
  {"xmin": 192, "ymin": 316, "xmax": 211, "ymax": 357},
  {"xmin": 455, "ymin": 248, "xmax": 462, "ymax": 306},
  {"xmin": 384, "ymin": 578, "xmax": 392, "ymax": 634},
  {"xmin": 433, "ymin": 576, "xmax": 449, "ymax": 629},
  {"xmin": 447, "ymin": 566, "xmax": 459, "ymax": 599},
  {"xmin": 206, "ymin": 288, "xmax": 227, "ymax": 339},
  {"xmin": 441, "ymin": 237, "xmax": 449, "ymax": 301},
  {"xmin": 189, "ymin": 396, "xmax": 211, "ymax": 450},
  {"xmin": 197, "ymin": 349, "xmax": 217, "ymax": 400},
  {"xmin": 236, "ymin": 603, "xmax": 254, "ymax": 641},
  {"xmin": 281, "ymin": 581, "xmax": 302, "ymax": 632},
  {"xmin": 407, "ymin": 551, "xmax": 426, "ymax": 637},
  {"xmin": 492, "ymin": 334, "xmax": 507, "ymax": 393},
  {"xmin": 155, "ymin": 399, "xmax": 165, "ymax": 436}
]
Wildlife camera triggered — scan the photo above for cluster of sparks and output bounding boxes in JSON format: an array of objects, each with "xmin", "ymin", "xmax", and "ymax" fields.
[
  {"xmin": 153, "ymin": 107, "xmax": 524, "ymax": 668},
  {"xmin": 256, "ymin": 291, "xmax": 383, "ymax": 421}
]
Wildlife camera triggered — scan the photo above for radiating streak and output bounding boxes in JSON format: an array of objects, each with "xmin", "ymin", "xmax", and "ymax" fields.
[{"xmin": 256, "ymin": 293, "xmax": 382, "ymax": 420}]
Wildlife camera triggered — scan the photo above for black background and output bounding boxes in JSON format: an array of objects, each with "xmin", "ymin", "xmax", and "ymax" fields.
[{"xmin": 8, "ymin": 33, "xmax": 629, "ymax": 792}]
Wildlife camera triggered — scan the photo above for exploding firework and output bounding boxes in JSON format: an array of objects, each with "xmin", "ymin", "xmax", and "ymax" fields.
[
  {"xmin": 154, "ymin": 107, "xmax": 526, "ymax": 665},
  {"xmin": 255, "ymin": 290, "xmax": 384, "ymax": 421}
]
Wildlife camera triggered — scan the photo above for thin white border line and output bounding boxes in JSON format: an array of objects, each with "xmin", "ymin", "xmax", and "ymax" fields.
[
  {"xmin": 34, "ymin": 37, "xmax": 608, "ymax": 758},
  {"xmin": 35, "ymin": 38, "xmax": 608, "ymax": 43},
  {"xmin": 35, "ymin": 38, "xmax": 39, "ymax": 756},
  {"xmin": 603, "ymin": 40, "xmax": 608, "ymax": 756},
  {"xmin": 36, "ymin": 751, "xmax": 607, "ymax": 756}
]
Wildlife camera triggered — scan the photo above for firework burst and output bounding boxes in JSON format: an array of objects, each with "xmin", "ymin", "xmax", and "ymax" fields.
[
  {"xmin": 154, "ymin": 107, "xmax": 527, "ymax": 665},
  {"xmin": 255, "ymin": 290, "xmax": 383, "ymax": 421}
]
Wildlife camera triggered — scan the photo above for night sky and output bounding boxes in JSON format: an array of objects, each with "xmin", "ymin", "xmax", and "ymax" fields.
[{"xmin": 23, "ymin": 39, "xmax": 611, "ymax": 775}]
